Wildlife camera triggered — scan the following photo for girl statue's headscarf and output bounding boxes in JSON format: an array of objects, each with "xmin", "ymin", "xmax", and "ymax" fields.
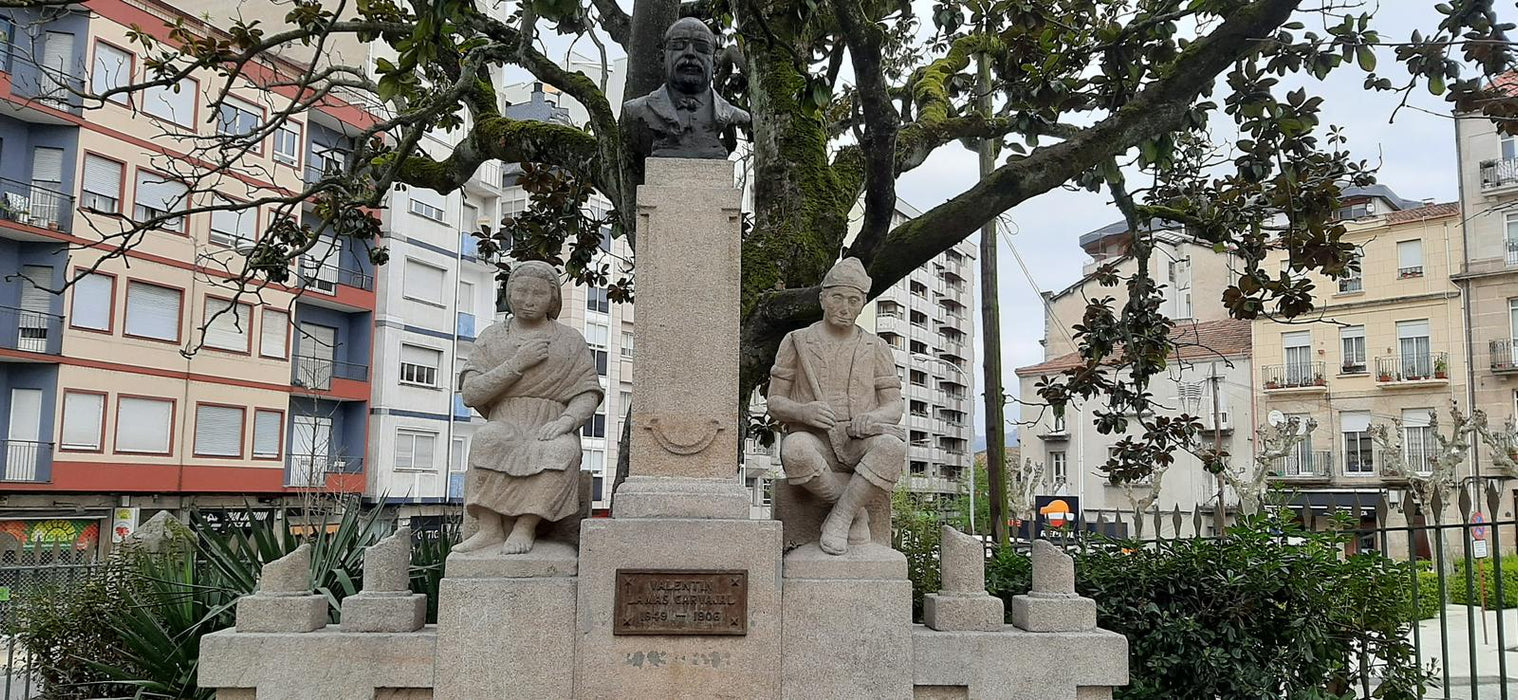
[{"xmin": 506, "ymin": 260, "xmax": 564, "ymax": 320}]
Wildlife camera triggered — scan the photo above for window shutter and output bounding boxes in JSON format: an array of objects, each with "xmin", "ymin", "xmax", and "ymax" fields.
[
  {"xmin": 194, "ymin": 404, "xmax": 243, "ymax": 456},
  {"xmin": 143, "ymin": 78, "xmax": 196, "ymax": 126},
  {"xmin": 71, "ymin": 273, "xmax": 112, "ymax": 330},
  {"xmin": 210, "ymin": 198, "xmax": 254, "ymax": 244},
  {"xmin": 410, "ymin": 186, "xmax": 445, "ymax": 211},
  {"xmin": 125, "ymin": 282, "xmax": 180, "ymax": 340},
  {"xmin": 253, "ymin": 410, "xmax": 281, "ymax": 457},
  {"xmin": 404, "ymin": 260, "xmax": 445, "ymax": 303},
  {"xmin": 83, "ymin": 155, "xmax": 122, "ymax": 200},
  {"xmin": 61, "ymin": 393, "xmax": 103, "ymax": 449},
  {"xmin": 116, "ymin": 397, "xmax": 172, "ymax": 453},
  {"xmin": 401, "ymin": 344, "xmax": 440, "ymax": 368},
  {"xmin": 414, "ymin": 433, "xmax": 435, "ymax": 470},
  {"xmin": 1401, "ymin": 408, "xmax": 1433, "ymax": 429},
  {"xmin": 19, "ymin": 265, "xmax": 52, "ymax": 314},
  {"xmin": 1341, "ymin": 411, "xmax": 1371, "ymax": 434},
  {"xmin": 203, "ymin": 298, "xmax": 249, "ymax": 351},
  {"xmin": 92, "ymin": 43, "xmax": 130, "ymax": 99},
  {"xmin": 31, "ymin": 147, "xmax": 63, "ymax": 184},
  {"xmin": 1398, "ymin": 240, "xmax": 1423, "ymax": 268},
  {"xmin": 260, "ymin": 309, "xmax": 289, "ymax": 357},
  {"xmin": 136, "ymin": 173, "xmax": 186, "ymax": 213}
]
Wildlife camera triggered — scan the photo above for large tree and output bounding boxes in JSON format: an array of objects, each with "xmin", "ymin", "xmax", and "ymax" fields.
[{"xmin": 23, "ymin": 0, "xmax": 1518, "ymax": 480}]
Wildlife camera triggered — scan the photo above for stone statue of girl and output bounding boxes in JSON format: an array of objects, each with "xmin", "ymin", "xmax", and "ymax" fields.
[{"xmin": 454, "ymin": 261, "xmax": 604, "ymax": 555}]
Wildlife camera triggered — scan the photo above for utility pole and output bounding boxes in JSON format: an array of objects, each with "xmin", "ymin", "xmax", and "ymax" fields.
[
  {"xmin": 1209, "ymin": 370, "xmax": 1225, "ymax": 536},
  {"xmin": 977, "ymin": 52, "xmax": 1008, "ymax": 547}
]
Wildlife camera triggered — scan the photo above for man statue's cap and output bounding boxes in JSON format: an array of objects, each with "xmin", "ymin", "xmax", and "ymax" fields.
[{"xmin": 822, "ymin": 257, "xmax": 871, "ymax": 294}]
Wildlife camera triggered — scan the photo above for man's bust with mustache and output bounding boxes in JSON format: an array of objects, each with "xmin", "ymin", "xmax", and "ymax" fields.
[{"xmin": 624, "ymin": 18, "xmax": 750, "ymax": 160}]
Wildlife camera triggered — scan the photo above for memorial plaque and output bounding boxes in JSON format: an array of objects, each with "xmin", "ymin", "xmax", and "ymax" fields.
[{"xmin": 613, "ymin": 569, "xmax": 748, "ymax": 635}]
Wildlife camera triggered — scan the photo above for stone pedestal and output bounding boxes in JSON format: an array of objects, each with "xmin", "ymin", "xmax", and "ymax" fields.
[
  {"xmin": 435, "ymin": 543, "xmax": 580, "ymax": 700},
  {"xmin": 911, "ymin": 626, "xmax": 1129, "ymax": 699},
  {"xmin": 573, "ymin": 517, "xmax": 783, "ymax": 699},
  {"xmin": 343, "ymin": 593, "xmax": 427, "ymax": 633},
  {"xmin": 773, "ymin": 480, "xmax": 892, "ymax": 549},
  {"xmin": 200, "ymin": 628, "xmax": 437, "ymax": 700},
  {"xmin": 780, "ymin": 544, "xmax": 914, "ymax": 700}
]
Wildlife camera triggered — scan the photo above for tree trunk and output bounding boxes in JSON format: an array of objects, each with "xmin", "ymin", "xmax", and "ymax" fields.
[{"xmin": 976, "ymin": 53, "xmax": 1008, "ymax": 547}]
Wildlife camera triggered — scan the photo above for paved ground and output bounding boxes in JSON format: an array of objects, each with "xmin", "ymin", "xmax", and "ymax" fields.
[{"xmin": 1418, "ymin": 605, "xmax": 1518, "ymax": 699}]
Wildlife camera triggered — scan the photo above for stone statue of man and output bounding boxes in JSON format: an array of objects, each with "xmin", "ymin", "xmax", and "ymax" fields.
[
  {"xmin": 766, "ymin": 258, "xmax": 906, "ymax": 555},
  {"xmin": 623, "ymin": 17, "xmax": 750, "ymax": 159},
  {"xmin": 454, "ymin": 261, "xmax": 604, "ymax": 555}
]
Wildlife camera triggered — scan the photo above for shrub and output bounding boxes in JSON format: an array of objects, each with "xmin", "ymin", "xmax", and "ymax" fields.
[
  {"xmin": 1450, "ymin": 556, "xmax": 1518, "ymax": 610},
  {"xmin": 6, "ymin": 567, "xmax": 139, "ymax": 700}
]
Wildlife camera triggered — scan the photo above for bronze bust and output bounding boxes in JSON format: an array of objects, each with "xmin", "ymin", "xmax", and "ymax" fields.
[{"xmin": 624, "ymin": 18, "xmax": 750, "ymax": 159}]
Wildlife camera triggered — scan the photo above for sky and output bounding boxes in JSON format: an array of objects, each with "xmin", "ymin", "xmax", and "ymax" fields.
[{"xmin": 885, "ymin": 5, "xmax": 1469, "ymax": 441}]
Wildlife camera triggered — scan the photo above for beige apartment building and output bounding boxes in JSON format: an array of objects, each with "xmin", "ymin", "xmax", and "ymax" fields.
[
  {"xmin": 1456, "ymin": 90, "xmax": 1518, "ymax": 460},
  {"xmin": 1254, "ymin": 190, "xmax": 1468, "ymax": 548}
]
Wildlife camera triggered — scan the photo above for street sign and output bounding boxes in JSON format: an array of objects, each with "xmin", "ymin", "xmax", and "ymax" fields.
[
  {"xmin": 1473, "ymin": 511, "xmax": 1488, "ymax": 541},
  {"xmin": 1474, "ymin": 540, "xmax": 1490, "ymax": 559}
]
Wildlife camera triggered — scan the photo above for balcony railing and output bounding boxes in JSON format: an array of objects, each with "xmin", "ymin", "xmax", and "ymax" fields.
[
  {"xmin": 1375, "ymin": 352, "xmax": 1448, "ymax": 383},
  {"xmin": 1338, "ymin": 276, "xmax": 1363, "ymax": 294},
  {"xmin": 1492, "ymin": 339, "xmax": 1518, "ymax": 372},
  {"xmin": 292, "ymin": 354, "xmax": 370, "ymax": 390},
  {"xmin": 0, "ymin": 439, "xmax": 49, "ymax": 482},
  {"xmin": 1481, "ymin": 158, "xmax": 1518, "ymax": 190},
  {"xmin": 0, "ymin": 304, "xmax": 61, "ymax": 355},
  {"xmin": 1262, "ymin": 361, "xmax": 1325, "ymax": 390},
  {"xmin": 1270, "ymin": 450, "xmax": 1332, "ymax": 479},
  {"xmin": 3, "ymin": 47, "xmax": 85, "ymax": 115},
  {"xmin": 1397, "ymin": 266, "xmax": 1423, "ymax": 279},
  {"xmin": 286, "ymin": 453, "xmax": 363, "ymax": 486},
  {"xmin": 0, "ymin": 176, "xmax": 72, "ymax": 233},
  {"xmin": 1507, "ymin": 239, "xmax": 1518, "ymax": 268},
  {"xmin": 297, "ymin": 262, "xmax": 373, "ymax": 294}
]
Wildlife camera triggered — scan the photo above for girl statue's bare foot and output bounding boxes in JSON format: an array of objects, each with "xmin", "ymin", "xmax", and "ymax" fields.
[
  {"xmin": 501, "ymin": 515, "xmax": 541, "ymax": 555},
  {"xmin": 453, "ymin": 522, "xmax": 505, "ymax": 554}
]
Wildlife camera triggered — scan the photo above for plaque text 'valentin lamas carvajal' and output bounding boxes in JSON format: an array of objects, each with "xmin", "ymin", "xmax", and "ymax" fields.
[{"xmin": 614, "ymin": 569, "xmax": 749, "ymax": 636}]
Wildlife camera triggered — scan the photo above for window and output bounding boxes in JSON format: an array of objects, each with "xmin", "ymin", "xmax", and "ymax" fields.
[
  {"xmin": 116, "ymin": 396, "xmax": 173, "ymax": 454},
  {"xmin": 253, "ymin": 409, "xmax": 282, "ymax": 459},
  {"xmin": 1396, "ymin": 319, "xmax": 1432, "ymax": 378},
  {"xmin": 133, "ymin": 171, "xmax": 188, "ymax": 232},
  {"xmin": 203, "ymin": 297, "xmax": 252, "ymax": 352},
  {"xmin": 1402, "ymin": 408, "xmax": 1435, "ymax": 474},
  {"xmin": 621, "ymin": 331, "xmax": 635, "ymax": 358},
  {"xmin": 1505, "ymin": 133, "xmax": 1518, "ymax": 162},
  {"xmin": 619, "ymin": 390, "xmax": 631, "ymax": 415},
  {"xmin": 1051, "ymin": 413, "xmax": 1067, "ymax": 434},
  {"xmin": 217, "ymin": 95, "xmax": 262, "ymax": 139},
  {"xmin": 1338, "ymin": 248, "xmax": 1363, "ymax": 293},
  {"xmin": 598, "ymin": 225, "xmax": 613, "ymax": 252},
  {"xmin": 396, "ymin": 429, "xmax": 438, "ymax": 470},
  {"xmin": 260, "ymin": 308, "xmax": 289, "ymax": 358},
  {"xmin": 450, "ymin": 436, "xmax": 468, "ymax": 472},
  {"xmin": 1334, "ymin": 201, "xmax": 1373, "ymax": 221},
  {"xmin": 1167, "ymin": 259, "xmax": 1192, "ymax": 319},
  {"xmin": 1342, "ymin": 411, "xmax": 1373, "ymax": 475},
  {"xmin": 586, "ymin": 321, "xmax": 609, "ymax": 376},
  {"xmin": 69, "ymin": 272, "xmax": 113, "ymax": 331},
  {"xmin": 1396, "ymin": 239, "xmax": 1424, "ymax": 278},
  {"xmin": 91, "ymin": 42, "xmax": 131, "ymax": 103},
  {"xmin": 311, "ymin": 146, "xmax": 348, "ymax": 177},
  {"xmin": 273, "ymin": 122, "xmax": 301, "ymax": 166},
  {"xmin": 1282, "ymin": 331, "xmax": 1313, "ymax": 385},
  {"xmin": 1506, "ymin": 213, "xmax": 1518, "ymax": 267},
  {"xmin": 142, "ymin": 77, "xmax": 197, "ymax": 127},
  {"xmin": 60, "ymin": 391, "xmax": 104, "ymax": 451},
  {"xmin": 586, "ymin": 286, "xmax": 609, "ymax": 314},
  {"xmin": 194, "ymin": 404, "xmax": 244, "ymax": 457},
  {"xmin": 400, "ymin": 344, "xmax": 442, "ymax": 387},
  {"xmin": 1340, "ymin": 325, "xmax": 1366, "ymax": 373},
  {"xmin": 584, "ymin": 448, "xmax": 606, "ymax": 500},
  {"xmin": 124, "ymin": 281, "xmax": 181, "ymax": 341},
  {"xmin": 81, "ymin": 155, "xmax": 123, "ymax": 212},
  {"xmin": 1049, "ymin": 450, "xmax": 1068, "ymax": 481},
  {"xmin": 408, "ymin": 187, "xmax": 447, "ymax": 222},
  {"xmin": 582, "ymin": 411, "xmax": 607, "ymax": 438},
  {"xmin": 210, "ymin": 197, "xmax": 255, "ymax": 248},
  {"xmin": 403, "ymin": 259, "xmax": 447, "ymax": 305},
  {"xmin": 458, "ymin": 280, "xmax": 475, "ymax": 316}
]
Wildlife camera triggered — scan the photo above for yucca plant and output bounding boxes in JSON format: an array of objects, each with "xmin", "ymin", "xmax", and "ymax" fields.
[{"xmin": 409, "ymin": 518, "xmax": 461, "ymax": 623}]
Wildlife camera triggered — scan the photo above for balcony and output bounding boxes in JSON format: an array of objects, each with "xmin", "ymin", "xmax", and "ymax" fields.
[
  {"xmin": 0, "ymin": 438, "xmax": 49, "ymax": 482},
  {"xmin": 1269, "ymin": 450, "xmax": 1332, "ymax": 482},
  {"xmin": 0, "ymin": 177, "xmax": 72, "ymax": 234},
  {"xmin": 286, "ymin": 453, "xmax": 364, "ymax": 487},
  {"xmin": 1337, "ymin": 276, "xmax": 1363, "ymax": 294},
  {"xmin": 1375, "ymin": 352, "xmax": 1449, "ymax": 385},
  {"xmin": 1491, "ymin": 340, "xmax": 1518, "ymax": 373},
  {"xmin": 292, "ymin": 354, "xmax": 370, "ymax": 391},
  {"xmin": 457, "ymin": 312, "xmax": 476, "ymax": 340},
  {"xmin": 1397, "ymin": 266, "xmax": 1423, "ymax": 279},
  {"xmin": 876, "ymin": 313, "xmax": 906, "ymax": 337},
  {"xmin": 1262, "ymin": 362, "xmax": 1326, "ymax": 392},
  {"xmin": 453, "ymin": 393, "xmax": 474, "ymax": 421},
  {"xmin": 1508, "ymin": 239, "xmax": 1518, "ymax": 268},
  {"xmin": 460, "ymin": 232, "xmax": 481, "ymax": 260},
  {"xmin": 1481, "ymin": 158, "xmax": 1518, "ymax": 191},
  {"xmin": 298, "ymin": 260, "xmax": 374, "ymax": 294},
  {"xmin": 3, "ymin": 47, "xmax": 84, "ymax": 116},
  {"xmin": 0, "ymin": 305, "xmax": 60, "ymax": 355}
]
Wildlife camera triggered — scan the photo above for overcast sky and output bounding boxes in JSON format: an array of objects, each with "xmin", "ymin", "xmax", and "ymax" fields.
[{"xmin": 886, "ymin": 5, "xmax": 1469, "ymax": 441}]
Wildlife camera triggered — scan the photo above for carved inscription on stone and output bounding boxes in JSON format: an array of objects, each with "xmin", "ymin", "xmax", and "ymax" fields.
[{"xmin": 613, "ymin": 569, "xmax": 748, "ymax": 636}]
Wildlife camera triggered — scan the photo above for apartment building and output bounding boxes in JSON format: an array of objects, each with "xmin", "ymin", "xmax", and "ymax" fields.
[
  {"xmin": 1253, "ymin": 191, "xmax": 1466, "ymax": 542},
  {"xmin": 0, "ymin": 1, "xmax": 378, "ymax": 560},
  {"xmin": 1456, "ymin": 86, "xmax": 1518, "ymax": 462},
  {"xmin": 1016, "ymin": 221, "xmax": 1251, "ymax": 533}
]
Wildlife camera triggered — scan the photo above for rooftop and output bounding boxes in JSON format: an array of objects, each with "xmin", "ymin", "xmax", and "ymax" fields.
[{"xmin": 1015, "ymin": 317, "xmax": 1253, "ymax": 377}]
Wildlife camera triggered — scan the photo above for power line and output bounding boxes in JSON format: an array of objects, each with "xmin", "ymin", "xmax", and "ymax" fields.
[{"xmin": 996, "ymin": 215, "xmax": 1078, "ymax": 351}]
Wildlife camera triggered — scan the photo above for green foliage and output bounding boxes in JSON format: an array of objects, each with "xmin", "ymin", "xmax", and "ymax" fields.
[
  {"xmin": 6, "ymin": 568, "xmax": 139, "ymax": 700},
  {"xmin": 890, "ymin": 488, "xmax": 944, "ymax": 619},
  {"xmin": 895, "ymin": 499, "xmax": 1430, "ymax": 699},
  {"xmin": 1450, "ymin": 556, "xmax": 1518, "ymax": 610},
  {"xmin": 410, "ymin": 519, "xmax": 462, "ymax": 623},
  {"xmin": 1413, "ymin": 569, "xmax": 1444, "ymax": 621}
]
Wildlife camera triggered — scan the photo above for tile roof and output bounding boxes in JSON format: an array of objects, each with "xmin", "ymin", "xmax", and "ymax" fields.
[
  {"xmin": 1014, "ymin": 318, "xmax": 1253, "ymax": 377},
  {"xmin": 1385, "ymin": 201, "xmax": 1459, "ymax": 224}
]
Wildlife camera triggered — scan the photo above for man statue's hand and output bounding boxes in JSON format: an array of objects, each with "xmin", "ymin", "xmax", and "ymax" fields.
[
  {"xmin": 536, "ymin": 416, "xmax": 576, "ymax": 441},
  {"xmin": 847, "ymin": 414, "xmax": 877, "ymax": 439},
  {"xmin": 800, "ymin": 401, "xmax": 837, "ymax": 429}
]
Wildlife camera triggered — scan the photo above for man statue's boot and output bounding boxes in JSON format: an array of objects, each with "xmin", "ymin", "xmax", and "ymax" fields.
[
  {"xmin": 820, "ymin": 474, "xmax": 878, "ymax": 555},
  {"xmin": 800, "ymin": 471, "xmax": 871, "ymax": 548}
]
